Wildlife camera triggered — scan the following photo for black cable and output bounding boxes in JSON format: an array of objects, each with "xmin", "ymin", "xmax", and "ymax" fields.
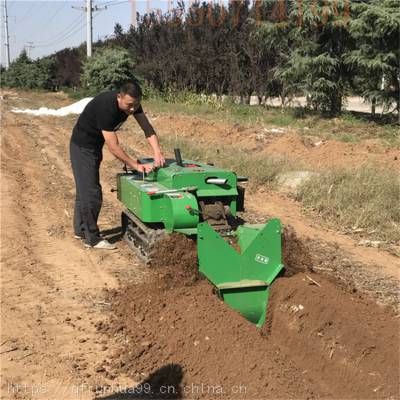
[
  {"xmin": 35, "ymin": 12, "xmax": 101, "ymax": 49},
  {"xmin": 46, "ymin": 2, "xmax": 68, "ymax": 26},
  {"xmin": 34, "ymin": 14, "xmax": 86, "ymax": 45},
  {"xmin": 35, "ymin": 19, "xmax": 87, "ymax": 48},
  {"xmin": 17, "ymin": 1, "xmax": 37, "ymax": 23},
  {"xmin": 97, "ymin": 0, "xmax": 130, "ymax": 7}
]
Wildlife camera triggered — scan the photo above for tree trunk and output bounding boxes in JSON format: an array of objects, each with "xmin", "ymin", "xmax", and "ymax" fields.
[
  {"xmin": 330, "ymin": 94, "xmax": 342, "ymax": 116},
  {"xmin": 371, "ymin": 98, "xmax": 376, "ymax": 116}
]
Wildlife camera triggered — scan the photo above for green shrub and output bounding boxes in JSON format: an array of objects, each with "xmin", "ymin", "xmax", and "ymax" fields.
[{"xmin": 1, "ymin": 50, "xmax": 55, "ymax": 90}]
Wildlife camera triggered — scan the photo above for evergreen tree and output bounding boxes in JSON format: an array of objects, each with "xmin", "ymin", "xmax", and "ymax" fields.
[
  {"xmin": 2, "ymin": 50, "xmax": 55, "ymax": 89},
  {"xmin": 81, "ymin": 47, "xmax": 137, "ymax": 92},
  {"xmin": 268, "ymin": 0, "xmax": 354, "ymax": 115},
  {"xmin": 258, "ymin": 0, "xmax": 294, "ymax": 106},
  {"xmin": 347, "ymin": 0, "xmax": 399, "ymax": 115}
]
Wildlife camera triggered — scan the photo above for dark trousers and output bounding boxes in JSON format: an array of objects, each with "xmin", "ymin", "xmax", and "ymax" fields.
[{"xmin": 70, "ymin": 140, "xmax": 103, "ymax": 246}]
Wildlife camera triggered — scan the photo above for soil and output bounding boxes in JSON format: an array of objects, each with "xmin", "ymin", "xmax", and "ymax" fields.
[
  {"xmin": 102, "ymin": 271, "xmax": 399, "ymax": 399},
  {"xmin": 1, "ymin": 90, "xmax": 399, "ymax": 400},
  {"xmin": 149, "ymin": 234, "xmax": 201, "ymax": 285}
]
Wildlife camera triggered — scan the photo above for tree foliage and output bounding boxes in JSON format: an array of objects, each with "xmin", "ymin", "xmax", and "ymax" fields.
[
  {"xmin": 123, "ymin": 0, "xmax": 399, "ymax": 115},
  {"xmin": 347, "ymin": 0, "xmax": 400, "ymax": 113},
  {"xmin": 52, "ymin": 47, "xmax": 84, "ymax": 89},
  {"xmin": 3, "ymin": 0, "xmax": 399, "ymax": 118},
  {"xmin": 263, "ymin": 0, "xmax": 354, "ymax": 115},
  {"xmin": 81, "ymin": 47, "xmax": 137, "ymax": 92},
  {"xmin": 2, "ymin": 50, "xmax": 55, "ymax": 90},
  {"xmin": 126, "ymin": 1, "xmax": 269, "ymax": 101}
]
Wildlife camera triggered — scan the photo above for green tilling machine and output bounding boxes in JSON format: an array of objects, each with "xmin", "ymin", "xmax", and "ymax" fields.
[{"xmin": 116, "ymin": 149, "xmax": 284, "ymax": 328}]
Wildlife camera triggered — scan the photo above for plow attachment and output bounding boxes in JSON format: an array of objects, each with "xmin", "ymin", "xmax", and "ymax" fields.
[{"xmin": 198, "ymin": 219, "xmax": 284, "ymax": 328}]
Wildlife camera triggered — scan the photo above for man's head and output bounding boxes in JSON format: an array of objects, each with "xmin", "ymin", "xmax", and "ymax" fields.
[{"xmin": 117, "ymin": 81, "xmax": 143, "ymax": 115}]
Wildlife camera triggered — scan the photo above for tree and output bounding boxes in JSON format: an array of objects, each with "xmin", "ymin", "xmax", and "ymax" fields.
[
  {"xmin": 2, "ymin": 49, "xmax": 55, "ymax": 90},
  {"xmin": 52, "ymin": 47, "xmax": 83, "ymax": 89},
  {"xmin": 81, "ymin": 47, "xmax": 137, "ymax": 92},
  {"xmin": 266, "ymin": 0, "xmax": 354, "ymax": 116},
  {"xmin": 258, "ymin": 0, "xmax": 294, "ymax": 106},
  {"xmin": 2, "ymin": 50, "xmax": 32, "ymax": 88},
  {"xmin": 347, "ymin": 0, "xmax": 400, "ymax": 115},
  {"xmin": 114, "ymin": 22, "xmax": 124, "ymax": 37},
  {"xmin": 33, "ymin": 56, "xmax": 56, "ymax": 90}
]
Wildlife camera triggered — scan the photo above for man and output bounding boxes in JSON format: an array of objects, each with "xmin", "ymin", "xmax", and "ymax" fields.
[{"xmin": 70, "ymin": 81, "xmax": 165, "ymax": 250}]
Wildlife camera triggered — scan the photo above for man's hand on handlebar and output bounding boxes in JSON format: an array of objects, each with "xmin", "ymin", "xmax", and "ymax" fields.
[
  {"xmin": 136, "ymin": 163, "xmax": 153, "ymax": 173},
  {"xmin": 153, "ymin": 152, "xmax": 165, "ymax": 168}
]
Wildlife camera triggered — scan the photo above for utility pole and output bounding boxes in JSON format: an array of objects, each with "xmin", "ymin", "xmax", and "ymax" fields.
[
  {"xmin": 72, "ymin": 1, "xmax": 106, "ymax": 57},
  {"xmin": 86, "ymin": 0, "xmax": 92, "ymax": 57},
  {"xmin": 25, "ymin": 41, "xmax": 34, "ymax": 58},
  {"xmin": 130, "ymin": 0, "xmax": 137, "ymax": 29},
  {"xmin": 3, "ymin": 0, "xmax": 10, "ymax": 68}
]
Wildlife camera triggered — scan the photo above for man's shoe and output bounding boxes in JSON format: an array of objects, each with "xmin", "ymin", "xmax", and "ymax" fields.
[
  {"xmin": 85, "ymin": 239, "xmax": 117, "ymax": 250},
  {"xmin": 74, "ymin": 234, "xmax": 84, "ymax": 240}
]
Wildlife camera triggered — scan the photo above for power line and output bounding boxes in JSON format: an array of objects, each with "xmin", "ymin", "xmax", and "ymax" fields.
[
  {"xmin": 34, "ymin": 18, "xmax": 87, "ymax": 48},
  {"xmin": 18, "ymin": 1, "xmax": 47, "ymax": 24},
  {"xmin": 35, "ymin": 12, "xmax": 101, "ymax": 50},
  {"xmin": 46, "ymin": 2, "xmax": 67, "ymax": 26},
  {"xmin": 34, "ymin": 14, "xmax": 86, "ymax": 45},
  {"xmin": 96, "ymin": 0, "xmax": 129, "ymax": 6},
  {"xmin": 13, "ymin": 0, "xmax": 120, "ymax": 59},
  {"xmin": 106, "ymin": 1, "xmax": 130, "ymax": 6},
  {"xmin": 17, "ymin": 2, "xmax": 36, "ymax": 24}
]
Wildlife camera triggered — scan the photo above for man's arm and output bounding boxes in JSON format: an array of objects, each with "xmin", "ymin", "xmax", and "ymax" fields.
[
  {"xmin": 146, "ymin": 134, "xmax": 165, "ymax": 167},
  {"xmin": 134, "ymin": 112, "xmax": 165, "ymax": 167},
  {"xmin": 102, "ymin": 131, "xmax": 152, "ymax": 172}
]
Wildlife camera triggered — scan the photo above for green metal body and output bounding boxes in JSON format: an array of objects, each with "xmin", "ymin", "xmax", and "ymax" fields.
[
  {"xmin": 118, "ymin": 158, "xmax": 284, "ymax": 328},
  {"xmin": 117, "ymin": 159, "xmax": 239, "ymax": 234},
  {"xmin": 198, "ymin": 220, "xmax": 284, "ymax": 327}
]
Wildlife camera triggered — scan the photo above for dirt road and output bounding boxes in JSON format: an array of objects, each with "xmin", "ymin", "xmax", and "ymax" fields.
[{"xmin": 1, "ymin": 92, "xmax": 399, "ymax": 399}]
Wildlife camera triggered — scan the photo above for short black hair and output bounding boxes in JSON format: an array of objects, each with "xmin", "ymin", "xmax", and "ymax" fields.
[{"xmin": 119, "ymin": 81, "xmax": 142, "ymax": 98}]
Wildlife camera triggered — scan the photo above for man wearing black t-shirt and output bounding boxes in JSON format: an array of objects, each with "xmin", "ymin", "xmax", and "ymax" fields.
[{"xmin": 70, "ymin": 81, "xmax": 165, "ymax": 250}]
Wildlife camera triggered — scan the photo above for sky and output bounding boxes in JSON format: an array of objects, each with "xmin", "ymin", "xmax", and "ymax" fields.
[{"xmin": 1, "ymin": 0, "xmax": 177, "ymax": 63}]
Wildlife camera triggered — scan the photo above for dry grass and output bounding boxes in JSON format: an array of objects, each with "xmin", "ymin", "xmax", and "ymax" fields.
[
  {"xmin": 296, "ymin": 166, "xmax": 400, "ymax": 243},
  {"xmin": 160, "ymin": 136, "xmax": 295, "ymax": 190}
]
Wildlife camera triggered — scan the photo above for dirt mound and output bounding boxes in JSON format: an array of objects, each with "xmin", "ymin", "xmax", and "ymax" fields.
[
  {"xmin": 282, "ymin": 224, "xmax": 313, "ymax": 275},
  {"xmin": 263, "ymin": 274, "xmax": 399, "ymax": 399},
  {"xmin": 104, "ymin": 280, "xmax": 314, "ymax": 399},
  {"xmin": 147, "ymin": 113, "xmax": 399, "ymax": 171},
  {"xmin": 102, "ymin": 269, "xmax": 399, "ymax": 399},
  {"xmin": 149, "ymin": 233, "xmax": 201, "ymax": 286}
]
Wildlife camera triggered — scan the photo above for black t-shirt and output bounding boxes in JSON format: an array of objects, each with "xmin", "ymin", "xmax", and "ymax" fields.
[{"xmin": 71, "ymin": 91, "xmax": 143, "ymax": 151}]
